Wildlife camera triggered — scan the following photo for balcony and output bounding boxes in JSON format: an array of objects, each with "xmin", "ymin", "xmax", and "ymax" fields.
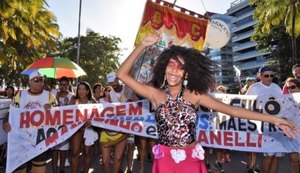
[
  {"xmin": 215, "ymin": 75, "xmax": 233, "ymax": 82},
  {"xmin": 233, "ymin": 50, "xmax": 256, "ymax": 61},
  {"xmin": 231, "ymin": 20, "xmax": 258, "ymax": 32},
  {"xmin": 232, "ymin": 42, "xmax": 257, "ymax": 52},
  {"xmin": 235, "ymin": 60, "xmax": 266, "ymax": 70},
  {"xmin": 227, "ymin": 0, "xmax": 249, "ymax": 15},
  {"xmin": 233, "ymin": 51, "xmax": 270, "ymax": 61},
  {"xmin": 231, "ymin": 10, "xmax": 254, "ymax": 23},
  {"xmin": 232, "ymin": 30, "xmax": 253, "ymax": 42}
]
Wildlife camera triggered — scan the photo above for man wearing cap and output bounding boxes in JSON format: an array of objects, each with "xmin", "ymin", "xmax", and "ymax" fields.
[
  {"xmin": 100, "ymin": 72, "xmax": 138, "ymax": 173},
  {"xmin": 245, "ymin": 66, "xmax": 282, "ymax": 173},
  {"xmin": 3, "ymin": 71, "xmax": 57, "ymax": 173}
]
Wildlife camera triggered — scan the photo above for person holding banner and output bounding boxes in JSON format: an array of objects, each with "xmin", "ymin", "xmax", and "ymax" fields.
[
  {"xmin": 283, "ymin": 64, "xmax": 300, "ymax": 94},
  {"xmin": 51, "ymin": 77, "xmax": 74, "ymax": 173},
  {"xmin": 69, "ymin": 81, "xmax": 98, "ymax": 173},
  {"xmin": 0, "ymin": 86, "xmax": 15, "ymax": 168},
  {"xmin": 3, "ymin": 71, "xmax": 57, "ymax": 173},
  {"xmin": 210, "ymin": 83, "xmax": 228, "ymax": 173},
  {"xmin": 240, "ymin": 77, "xmax": 258, "ymax": 173},
  {"xmin": 246, "ymin": 66, "xmax": 283, "ymax": 173},
  {"xmin": 116, "ymin": 34, "xmax": 299, "ymax": 173},
  {"xmin": 100, "ymin": 72, "xmax": 137, "ymax": 173},
  {"xmin": 92, "ymin": 83, "xmax": 105, "ymax": 165},
  {"xmin": 283, "ymin": 77, "xmax": 300, "ymax": 173}
]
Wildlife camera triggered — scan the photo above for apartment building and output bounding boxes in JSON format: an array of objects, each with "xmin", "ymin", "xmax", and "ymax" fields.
[{"xmin": 227, "ymin": 0, "xmax": 271, "ymax": 82}]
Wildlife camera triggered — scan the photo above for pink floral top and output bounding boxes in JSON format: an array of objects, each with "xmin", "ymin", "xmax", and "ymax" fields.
[{"xmin": 155, "ymin": 88, "xmax": 197, "ymax": 147}]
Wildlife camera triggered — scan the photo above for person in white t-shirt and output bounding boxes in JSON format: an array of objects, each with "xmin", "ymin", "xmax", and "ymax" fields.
[
  {"xmin": 3, "ymin": 71, "xmax": 57, "ymax": 173},
  {"xmin": 100, "ymin": 72, "xmax": 137, "ymax": 173},
  {"xmin": 246, "ymin": 66, "xmax": 282, "ymax": 173},
  {"xmin": 51, "ymin": 77, "xmax": 74, "ymax": 173},
  {"xmin": 283, "ymin": 77, "xmax": 300, "ymax": 173}
]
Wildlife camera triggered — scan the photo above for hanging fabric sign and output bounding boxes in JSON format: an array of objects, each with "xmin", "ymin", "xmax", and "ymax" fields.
[
  {"xmin": 134, "ymin": 0, "xmax": 208, "ymax": 50},
  {"xmin": 133, "ymin": 0, "xmax": 208, "ymax": 83}
]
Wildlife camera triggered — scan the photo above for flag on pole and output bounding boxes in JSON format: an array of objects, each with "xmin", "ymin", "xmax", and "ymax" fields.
[{"xmin": 133, "ymin": 0, "xmax": 209, "ymax": 83}]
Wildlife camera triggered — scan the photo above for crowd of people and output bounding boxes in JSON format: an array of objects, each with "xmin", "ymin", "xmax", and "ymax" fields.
[
  {"xmin": 0, "ymin": 69, "xmax": 159, "ymax": 173},
  {"xmin": 0, "ymin": 34, "xmax": 299, "ymax": 173}
]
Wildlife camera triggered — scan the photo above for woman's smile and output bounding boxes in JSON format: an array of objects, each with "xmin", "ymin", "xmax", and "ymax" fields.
[
  {"xmin": 166, "ymin": 58, "xmax": 185, "ymax": 86},
  {"xmin": 167, "ymin": 73, "xmax": 182, "ymax": 83}
]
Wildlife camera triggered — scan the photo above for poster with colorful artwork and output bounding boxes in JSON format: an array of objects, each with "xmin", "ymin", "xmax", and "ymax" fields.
[{"xmin": 132, "ymin": 0, "xmax": 208, "ymax": 83}]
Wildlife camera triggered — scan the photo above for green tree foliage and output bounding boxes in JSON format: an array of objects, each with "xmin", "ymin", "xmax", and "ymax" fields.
[
  {"xmin": 250, "ymin": 0, "xmax": 300, "ymax": 36},
  {"xmin": 58, "ymin": 29, "xmax": 121, "ymax": 86},
  {"xmin": 250, "ymin": 0, "xmax": 300, "ymax": 64},
  {"xmin": 252, "ymin": 23, "xmax": 300, "ymax": 81},
  {"xmin": 0, "ymin": 0, "xmax": 60, "ymax": 88}
]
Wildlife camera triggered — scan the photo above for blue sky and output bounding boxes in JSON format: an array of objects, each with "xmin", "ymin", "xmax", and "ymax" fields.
[{"xmin": 47, "ymin": 0, "xmax": 232, "ymax": 61}]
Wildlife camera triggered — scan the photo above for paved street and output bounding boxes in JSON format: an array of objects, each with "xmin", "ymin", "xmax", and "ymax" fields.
[{"xmin": 0, "ymin": 147, "xmax": 292, "ymax": 173}]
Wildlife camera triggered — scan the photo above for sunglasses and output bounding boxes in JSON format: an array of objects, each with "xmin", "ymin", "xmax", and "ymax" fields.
[
  {"xmin": 287, "ymin": 85, "xmax": 297, "ymax": 90},
  {"xmin": 32, "ymin": 78, "xmax": 44, "ymax": 83},
  {"xmin": 263, "ymin": 74, "xmax": 274, "ymax": 78}
]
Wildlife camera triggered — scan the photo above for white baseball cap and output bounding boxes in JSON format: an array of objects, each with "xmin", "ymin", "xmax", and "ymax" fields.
[
  {"xmin": 107, "ymin": 72, "xmax": 116, "ymax": 83},
  {"xmin": 29, "ymin": 71, "xmax": 44, "ymax": 80}
]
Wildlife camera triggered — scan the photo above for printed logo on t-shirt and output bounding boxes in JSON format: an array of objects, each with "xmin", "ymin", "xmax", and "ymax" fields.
[{"xmin": 24, "ymin": 102, "xmax": 43, "ymax": 109}]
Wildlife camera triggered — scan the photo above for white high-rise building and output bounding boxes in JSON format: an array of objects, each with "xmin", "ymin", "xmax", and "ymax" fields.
[{"xmin": 227, "ymin": 0, "xmax": 271, "ymax": 82}]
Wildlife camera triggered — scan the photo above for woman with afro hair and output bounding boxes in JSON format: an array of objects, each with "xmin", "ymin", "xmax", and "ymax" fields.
[{"xmin": 116, "ymin": 34, "xmax": 298, "ymax": 173}]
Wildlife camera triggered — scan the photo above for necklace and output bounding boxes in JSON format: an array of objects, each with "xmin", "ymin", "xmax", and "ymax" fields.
[
  {"xmin": 168, "ymin": 88, "xmax": 182, "ymax": 99},
  {"xmin": 164, "ymin": 87, "xmax": 184, "ymax": 119}
]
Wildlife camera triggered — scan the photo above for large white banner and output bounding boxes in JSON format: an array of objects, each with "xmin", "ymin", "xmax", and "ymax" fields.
[
  {"xmin": 6, "ymin": 95, "xmax": 300, "ymax": 172},
  {"xmin": 196, "ymin": 93, "xmax": 300, "ymax": 152},
  {"xmin": 7, "ymin": 100, "xmax": 151, "ymax": 173}
]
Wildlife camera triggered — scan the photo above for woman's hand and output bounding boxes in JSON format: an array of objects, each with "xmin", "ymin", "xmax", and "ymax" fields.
[
  {"xmin": 44, "ymin": 104, "xmax": 52, "ymax": 110},
  {"xmin": 140, "ymin": 34, "xmax": 159, "ymax": 47},
  {"xmin": 274, "ymin": 117, "xmax": 300, "ymax": 139}
]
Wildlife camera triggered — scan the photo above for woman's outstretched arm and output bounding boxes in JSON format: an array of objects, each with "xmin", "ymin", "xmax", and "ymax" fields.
[
  {"xmin": 117, "ymin": 35, "xmax": 160, "ymax": 101},
  {"xmin": 197, "ymin": 93, "xmax": 299, "ymax": 139}
]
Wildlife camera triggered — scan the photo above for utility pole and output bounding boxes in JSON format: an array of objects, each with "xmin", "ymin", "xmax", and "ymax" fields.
[{"xmin": 76, "ymin": 0, "xmax": 82, "ymax": 84}]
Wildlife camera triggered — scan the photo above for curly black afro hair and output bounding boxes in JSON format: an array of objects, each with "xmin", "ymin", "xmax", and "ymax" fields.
[{"xmin": 150, "ymin": 45, "xmax": 216, "ymax": 94}]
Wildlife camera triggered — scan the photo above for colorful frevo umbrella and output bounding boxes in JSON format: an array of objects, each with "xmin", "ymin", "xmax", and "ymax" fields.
[{"xmin": 21, "ymin": 57, "xmax": 86, "ymax": 79}]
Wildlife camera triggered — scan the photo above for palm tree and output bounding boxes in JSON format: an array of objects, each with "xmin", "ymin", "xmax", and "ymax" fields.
[
  {"xmin": 0, "ymin": 0, "xmax": 61, "ymax": 87},
  {"xmin": 250, "ymin": 0, "xmax": 300, "ymax": 64}
]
